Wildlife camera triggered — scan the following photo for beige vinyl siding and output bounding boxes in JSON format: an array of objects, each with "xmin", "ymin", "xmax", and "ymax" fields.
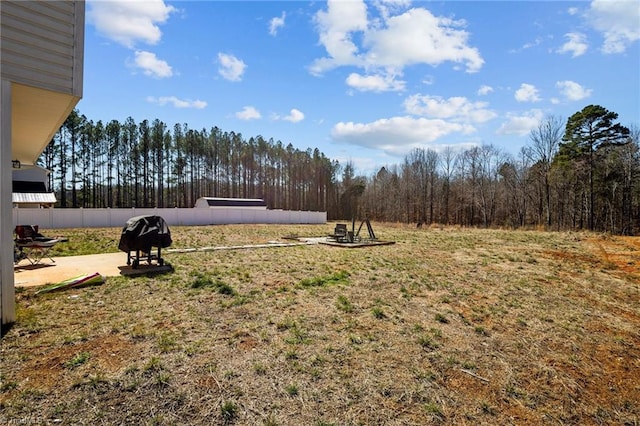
[{"xmin": 0, "ymin": 0, "xmax": 83, "ymax": 96}]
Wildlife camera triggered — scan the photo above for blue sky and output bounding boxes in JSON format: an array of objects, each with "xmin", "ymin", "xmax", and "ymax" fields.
[{"xmin": 78, "ymin": 0, "xmax": 640, "ymax": 174}]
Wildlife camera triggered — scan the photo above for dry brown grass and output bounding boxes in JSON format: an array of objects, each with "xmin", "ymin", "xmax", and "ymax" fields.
[{"xmin": 1, "ymin": 223, "xmax": 639, "ymax": 425}]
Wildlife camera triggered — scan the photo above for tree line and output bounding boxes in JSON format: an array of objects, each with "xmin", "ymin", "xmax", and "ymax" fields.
[
  {"xmin": 356, "ymin": 105, "xmax": 638, "ymax": 234},
  {"xmin": 40, "ymin": 105, "xmax": 638, "ymax": 234},
  {"xmin": 41, "ymin": 110, "xmax": 339, "ymax": 213}
]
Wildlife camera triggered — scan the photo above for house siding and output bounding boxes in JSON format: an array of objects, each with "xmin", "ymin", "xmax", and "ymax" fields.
[
  {"xmin": 1, "ymin": 1, "xmax": 85, "ymax": 331},
  {"xmin": 1, "ymin": 80, "xmax": 15, "ymax": 329},
  {"xmin": 0, "ymin": 0, "xmax": 83, "ymax": 96}
]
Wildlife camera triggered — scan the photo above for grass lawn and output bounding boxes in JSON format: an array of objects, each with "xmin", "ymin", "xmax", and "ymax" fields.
[{"xmin": 1, "ymin": 223, "xmax": 639, "ymax": 425}]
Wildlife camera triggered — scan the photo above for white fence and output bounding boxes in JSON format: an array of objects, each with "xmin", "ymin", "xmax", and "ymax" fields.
[{"xmin": 13, "ymin": 207, "xmax": 326, "ymax": 229}]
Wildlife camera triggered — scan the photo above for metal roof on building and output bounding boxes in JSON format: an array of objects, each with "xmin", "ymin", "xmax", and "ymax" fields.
[{"xmin": 12, "ymin": 192, "xmax": 57, "ymax": 204}]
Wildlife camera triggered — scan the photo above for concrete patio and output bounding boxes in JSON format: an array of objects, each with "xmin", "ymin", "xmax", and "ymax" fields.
[
  {"xmin": 12, "ymin": 239, "xmax": 316, "ymax": 288},
  {"xmin": 14, "ymin": 252, "xmax": 172, "ymax": 288}
]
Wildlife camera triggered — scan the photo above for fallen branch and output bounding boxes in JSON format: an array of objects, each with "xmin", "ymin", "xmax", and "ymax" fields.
[{"xmin": 460, "ymin": 368, "xmax": 490, "ymax": 383}]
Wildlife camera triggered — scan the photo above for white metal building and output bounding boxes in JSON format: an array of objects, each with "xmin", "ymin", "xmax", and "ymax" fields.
[{"xmin": 12, "ymin": 164, "xmax": 57, "ymax": 208}]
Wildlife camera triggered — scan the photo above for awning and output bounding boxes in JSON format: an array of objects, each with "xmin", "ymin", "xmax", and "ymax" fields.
[{"xmin": 12, "ymin": 193, "xmax": 57, "ymax": 204}]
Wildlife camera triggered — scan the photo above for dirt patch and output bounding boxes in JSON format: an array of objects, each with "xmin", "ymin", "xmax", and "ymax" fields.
[
  {"xmin": 8, "ymin": 335, "xmax": 134, "ymax": 391},
  {"xmin": 589, "ymin": 235, "xmax": 640, "ymax": 278}
]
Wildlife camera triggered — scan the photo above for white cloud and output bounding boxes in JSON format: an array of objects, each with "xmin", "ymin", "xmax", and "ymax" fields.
[
  {"xmin": 132, "ymin": 51, "xmax": 173, "ymax": 78},
  {"xmin": 556, "ymin": 80, "xmax": 592, "ymax": 101},
  {"xmin": 364, "ymin": 8, "xmax": 484, "ymax": 73},
  {"xmin": 310, "ymin": 1, "xmax": 483, "ymax": 78},
  {"xmin": 477, "ymin": 85, "xmax": 494, "ymax": 96},
  {"xmin": 422, "ymin": 75, "xmax": 435, "ymax": 85},
  {"xmin": 557, "ymin": 32, "xmax": 589, "ymax": 57},
  {"xmin": 269, "ymin": 12, "xmax": 286, "ymax": 36},
  {"xmin": 515, "ymin": 83, "xmax": 541, "ymax": 102},
  {"xmin": 272, "ymin": 109, "xmax": 305, "ymax": 122},
  {"xmin": 146, "ymin": 96, "xmax": 207, "ymax": 109},
  {"xmin": 310, "ymin": 0, "xmax": 368, "ymax": 74},
  {"xmin": 87, "ymin": 0, "xmax": 176, "ymax": 48},
  {"xmin": 282, "ymin": 109, "xmax": 305, "ymax": 123},
  {"xmin": 497, "ymin": 109, "xmax": 544, "ymax": 136},
  {"xmin": 218, "ymin": 53, "xmax": 246, "ymax": 82},
  {"xmin": 568, "ymin": 7, "xmax": 580, "ymax": 16},
  {"xmin": 346, "ymin": 72, "xmax": 406, "ymax": 92},
  {"xmin": 372, "ymin": 0, "xmax": 413, "ymax": 21},
  {"xmin": 509, "ymin": 36, "xmax": 548, "ymax": 54},
  {"xmin": 588, "ymin": 0, "xmax": 640, "ymax": 54},
  {"xmin": 235, "ymin": 106, "xmax": 262, "ymax": 120},
  {"xmin": 332, "ymin": 116, "xmax": 475, "ymax": 156},
  {"xmin": 403, "ymin": 94, "xmax": 497, "ymax": 123}
]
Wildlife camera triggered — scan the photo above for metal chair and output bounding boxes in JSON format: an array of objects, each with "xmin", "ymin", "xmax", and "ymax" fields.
[{"xmin": 14, "ymin": 225, "xmax": 59, "ymax": 265}]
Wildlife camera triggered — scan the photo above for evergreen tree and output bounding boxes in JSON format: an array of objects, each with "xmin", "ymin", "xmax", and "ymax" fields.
[{"xmin": 559, "ymin": 105, "xmax": 630, "ymax": 230}]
